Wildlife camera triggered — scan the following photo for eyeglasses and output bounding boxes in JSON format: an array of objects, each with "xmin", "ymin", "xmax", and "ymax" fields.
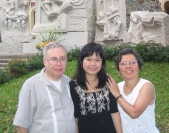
[
  {"xmin": 119, "ymin": 61, "xmax": 138, "ymax": 67},
  {"xmin": 45, "ymin": 57, "xmax": 67, "ymax": 64}
]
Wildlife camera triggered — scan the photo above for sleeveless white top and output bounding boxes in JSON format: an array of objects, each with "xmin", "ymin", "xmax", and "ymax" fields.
[{"xmin": 118, "ymin": 78, "xmax": 159, "ymax": 133}]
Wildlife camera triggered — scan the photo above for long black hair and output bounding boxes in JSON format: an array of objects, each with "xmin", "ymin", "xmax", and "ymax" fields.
[{"xmin": 73, "ymin": 42, "xmax": 107, "ymax": 90}]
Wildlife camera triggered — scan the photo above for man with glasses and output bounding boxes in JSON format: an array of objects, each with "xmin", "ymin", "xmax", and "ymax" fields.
[{"xmin": 13, "ymin": 42, "xmax": 76, "ymax": 133}]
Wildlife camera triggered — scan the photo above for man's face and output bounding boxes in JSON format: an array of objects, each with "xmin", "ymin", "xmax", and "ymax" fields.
[{"xmin": 43, "ymin": 47, "xmax": 67, "ymax": 81}]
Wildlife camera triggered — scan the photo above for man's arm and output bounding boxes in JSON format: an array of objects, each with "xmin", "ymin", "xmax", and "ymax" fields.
[{"xmin": 16, "ymin": 126, "xmax": 28, "ymax": 133}]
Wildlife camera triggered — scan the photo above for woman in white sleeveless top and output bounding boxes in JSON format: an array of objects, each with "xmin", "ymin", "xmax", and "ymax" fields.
[{"xmin": 107, "ymin": 48, "xmax": 159, "ymax": 133}]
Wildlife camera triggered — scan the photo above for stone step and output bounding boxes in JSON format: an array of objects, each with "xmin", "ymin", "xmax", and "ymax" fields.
[
  {"xmin": 0, "ymin": 59, "xmax": 8, "ymax": 63},
  {"xmin": 0, "ymin": 54, "xmax": 34, "ymax": 69},
  {"xmin": 0, "ymin": 54, "xmax": 32, "ymax": 59},
  {"xmin": 0, "ymin": 63, "xmax": 8, "ymax": 67}
]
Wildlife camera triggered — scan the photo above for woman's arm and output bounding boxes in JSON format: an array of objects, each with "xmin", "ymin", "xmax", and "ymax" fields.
[
  {"xmin": 107, "ymin": 76, "xmax": 155, "ymax": 118},
  {"xmin": 111, "ymin": 112, "xmax": 123, "ymax": 133},
  {"xmin": 16, "ymin": 126, "xmax": 28, "ymax": 133},
  {"xmin": 75, "ymin": 118, "xmax": 79, "ymax": 133},
  {"xmin": 117, "ymin": 82, "xmax": 155, "ymax": 118},
  {"xmin": 69, "ymin": 81, "xmax": 80, "ymax": 133}
]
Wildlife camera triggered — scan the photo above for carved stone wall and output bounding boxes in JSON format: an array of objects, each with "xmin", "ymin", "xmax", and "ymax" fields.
[
  {"xmin": 0, "ymin": 0, "xmax": 168, "ymax": 56},
  {"xmin": 0, "ymin": 0, "xmax": 94, "ymax": 55},
  {"xmin": 32, "ymin": 0, "xmax": 93, "ymax": 50},
  {"xmin": 0, "ymin": 0, "xmax": 35, "ymax": 56}
]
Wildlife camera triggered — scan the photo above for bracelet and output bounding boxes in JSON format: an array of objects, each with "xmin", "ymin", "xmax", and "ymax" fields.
[{"xmin": 116, "ymin": 94, "xmax": 122, "ymax": 100}]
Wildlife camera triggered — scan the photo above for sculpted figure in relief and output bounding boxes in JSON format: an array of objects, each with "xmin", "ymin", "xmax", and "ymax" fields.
[
  {"xmin": 4, "ymin": 0, "xmax": 15, "ymax": 30},
  {"xmin": 125, "ymin": 11, "xmax": 162, "ymax": 44},
  {"xmin": 17, "ymin": 0, "xmax": 29, "ymax": 31},
  {"xmin": 32, "ymin": 0, "xmax": 85, "ymax": 32},
  {"xmin": 41, "ymin": 0, "xmax": 74, "ymax": 18},
  {"xmin": 97, "ymin": 6, "xmax": 122, "ymax": 40},
  {"xmin": 3, "ymin": 0, "xmax": 28, "ymax": 31}
]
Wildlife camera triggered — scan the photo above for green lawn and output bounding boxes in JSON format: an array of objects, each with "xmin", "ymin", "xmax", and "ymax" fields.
[{"xmin": 0, "ymin": 61, "xmax": 169, "ymax": 133}]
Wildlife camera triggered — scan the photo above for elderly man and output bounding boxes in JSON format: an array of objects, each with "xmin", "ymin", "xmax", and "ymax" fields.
[{"xmin": 13, "ymin": 42, "xmax": 76, "ymax": 133}]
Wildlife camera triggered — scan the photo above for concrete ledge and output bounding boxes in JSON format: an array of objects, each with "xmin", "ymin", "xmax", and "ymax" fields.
[{"xmin": 0, "ymin": 54, "xmax": 36, "ymax": 59}]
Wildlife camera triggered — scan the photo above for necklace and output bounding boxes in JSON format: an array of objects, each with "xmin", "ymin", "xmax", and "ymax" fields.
[
  {"xmin": 86, "ymin": 79, "xmax": 99, "ymax": 91},
  {"xmin": 124, "ymin": 78, "xmax": 140, "ymax": 95}
]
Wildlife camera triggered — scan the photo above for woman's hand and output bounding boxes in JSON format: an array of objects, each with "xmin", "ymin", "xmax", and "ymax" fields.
[{"xmin": 106, "ymin": 74, "xmax": 120, "ymax": 98}]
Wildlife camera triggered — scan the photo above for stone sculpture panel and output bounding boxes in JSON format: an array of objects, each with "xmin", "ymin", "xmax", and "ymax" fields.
[
  {"xmin": 97, "ymin": 6, "xmax": 122, "ymax": 40},
  {"xmin": 3, "ymin": 0, "xmax": 29, "ymax": 31},
  {"xmin": 123, "ymin": 11, "xmax": 169, "ymax": 46},
  {"xmin": 32, "ymin": 0, "xmax": 88, "ymax": 33},
  {"xmin": 95, "ymin": 0, "xmax": 127, "ymax": 43}
]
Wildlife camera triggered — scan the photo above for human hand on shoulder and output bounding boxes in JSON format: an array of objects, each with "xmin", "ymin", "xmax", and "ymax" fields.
[{"xmin": 106, "ymin": 74, "xmax": 121, "ymax": 98}]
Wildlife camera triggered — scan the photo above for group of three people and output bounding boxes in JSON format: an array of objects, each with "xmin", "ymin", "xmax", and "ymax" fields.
[{"xmin": 13, "ymin": 42, "xmax": 159, "ymax": 133}]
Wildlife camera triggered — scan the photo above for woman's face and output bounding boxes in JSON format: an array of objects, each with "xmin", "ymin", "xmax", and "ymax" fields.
[
  {"xmin": 83, "ymin": 52, "xmax": 102, "ymax": 77},
  {"xmin": 119, "ymin": 54, "xmax": 140, "ymax": 80}
]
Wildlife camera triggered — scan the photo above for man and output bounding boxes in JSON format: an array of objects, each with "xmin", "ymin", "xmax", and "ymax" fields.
[{"xmin": 13, "ymin": 42, "xmax": 76, "ymax": 133}]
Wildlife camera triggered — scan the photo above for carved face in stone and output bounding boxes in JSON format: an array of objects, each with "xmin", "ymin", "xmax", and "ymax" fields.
[{"xmin": 97, "ymin": 12, "xmax": 105, "ymax": 20}]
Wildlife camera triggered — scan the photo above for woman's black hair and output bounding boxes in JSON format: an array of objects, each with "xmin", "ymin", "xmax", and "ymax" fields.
[
  {"xmin": 73, "ymin": 42, "xmax": 107, "ymax": 90},
  {"xmin": 115, "ymin": 48, "xmax": 143, "ymax": 71}
]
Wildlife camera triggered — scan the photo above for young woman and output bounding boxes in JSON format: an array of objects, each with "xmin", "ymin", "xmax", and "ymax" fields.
[
  {"xmin": 107, "ymin": 48, "xmax": 159, "ymax": 133},
  {"xmin": 69, "ymin": 42, "xmax": 122, "ymax": 133}
]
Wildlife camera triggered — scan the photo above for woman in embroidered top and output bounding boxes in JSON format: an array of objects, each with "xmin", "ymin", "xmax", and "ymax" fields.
[
  {"xmin": 107, "ymin": 48, "xmax": 159, "ymax": 133},
  {"xmin": 69, "ymin": 42, "xmax": 122, "ymax": 133}
]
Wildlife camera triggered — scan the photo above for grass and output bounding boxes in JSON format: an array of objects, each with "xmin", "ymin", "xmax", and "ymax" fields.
[{"xmin": 0, "ymin": 61, "xmax": 169, "ymax": 133}]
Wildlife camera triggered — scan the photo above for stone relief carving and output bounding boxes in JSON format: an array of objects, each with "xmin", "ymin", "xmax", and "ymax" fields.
[
  {"xmin": 123, "ymin": 11, "xmax": 168, "ymax": 44},
  {"xmin": 95, "ymin": 0, "xmax": 126, "ymax": 43},
  {"xmin": 41, "ymin": 0, "xmax": 73, "ymax": 18},
  {"xmin": 32, "ymin": 0, "xmax": 86, "ymax": 33},
  {"xmin": 97, "ymin": 6, "xmax": 122, "ymax": 40},
  {"xmin": 17, "ymin": 0, "xmax": 29, "ymax": 31},
  {"xmin": 3, "ymin": 0, "xmax": 29, "ymax": 31},
  {"xmin": 4, "ymin": 0, "xmax": 15, "ymax": 30}
]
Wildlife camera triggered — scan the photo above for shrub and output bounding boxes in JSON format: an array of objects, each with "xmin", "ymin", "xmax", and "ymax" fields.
[
  {"xmin": 0, "ymin": 68, "xmax": 11, "ymax": 85},
  {"xmin": 135, "ymin": 43, "xmax": 169, "ymax": 62},
  {"xmin": 27, "ymin": 53, "xmax": 44, "ymax": 70},
  {"xmin": 8, "ymin": 58, "xmax": 29, "ymax": 78},
  {"xmin": 66, "ymin": 43, "xmax": 169, "ymax": 63},
  {"xmin": 102, "ymin": 44, "xmax": 134, "ymax": 60},
  {"xmin": 67, "ymin": 46, "xmax": 81, "ymax": 61}
]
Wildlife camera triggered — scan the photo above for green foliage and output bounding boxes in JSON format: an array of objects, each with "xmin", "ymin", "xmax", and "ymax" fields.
[
  {"xmin": 1, "ymin": 43, "xmax": 169, "ymax": 85},
  {"xmin": 140, "ymin": 62, "xmax": 169, "ymax": 132},
  {"xmin": 0, "ymin": 68, "xmax": 11, "ymax": 84},
  {"xmin": 8, "ymin": 58, "xmax": 29, "ymax": 78},
  {"xmin": 38, "ymin": 28, "xmax": 64, "ymax": 43},
  {"xmin": 27, "ymin": 54, "xmax": 44, "ymax": 70},
  {"xmin": 0, "ymin": 62, "xmax": 169, "ymax": 133},
  {"xmin": 102, "ymin": 44, "xmax": 133, "ymax": 60},
  {"xmin": 0, "ymin": 54, "xmax": 44, "ymax": 85},
  {"xmin": 67, "ymin": 43, "xmax": 169, "ymax": 63},
  {"xmin": 36, "ymin": 28, "xmax": 64, "ymax": 51},
  {"xmin": 0, "ymin": 70, "xmax": 40, "ymax": 133},
  {"xmin": 67, "ymin": 46, "xmax": 81, "ymax": 61},
  {"xmin": 135, "ymin": 43, "xmax": 169, "ymax": 62}
]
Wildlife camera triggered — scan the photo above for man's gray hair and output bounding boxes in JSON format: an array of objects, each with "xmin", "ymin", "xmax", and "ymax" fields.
[{"xmin": 43, "ymin": 42, "xmax": 67, "ymax": 58}]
